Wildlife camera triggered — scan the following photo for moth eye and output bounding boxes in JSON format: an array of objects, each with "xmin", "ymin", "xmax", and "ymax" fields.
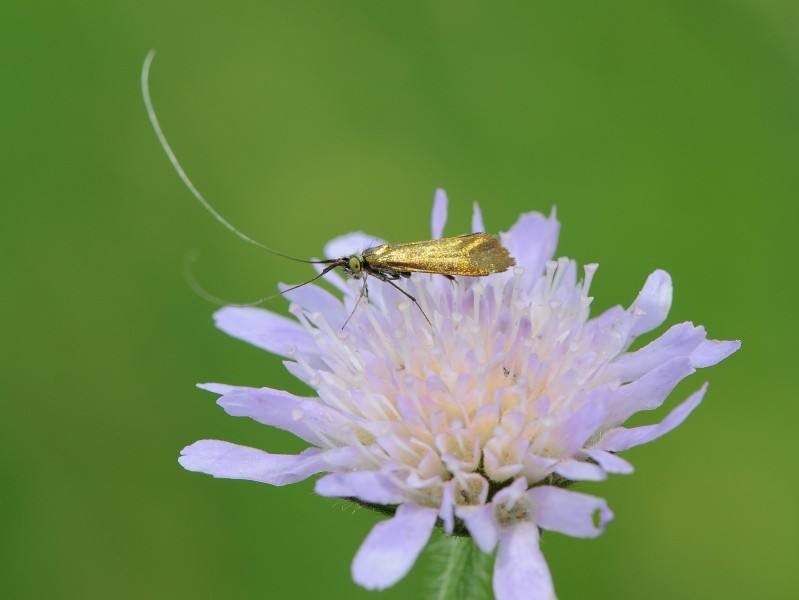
[{"xmin": 348, "ymin": 256, "xmax": 362, "ymax": 273}]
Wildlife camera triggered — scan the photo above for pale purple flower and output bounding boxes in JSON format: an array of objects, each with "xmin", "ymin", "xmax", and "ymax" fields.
[{"xmin": 179, "ymin": 190, "xmax": 740, "ymax": 599}]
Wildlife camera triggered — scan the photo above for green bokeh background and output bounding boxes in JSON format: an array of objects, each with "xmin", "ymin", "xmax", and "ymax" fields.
[{"xmin": 2, "ymin": 2, "xmax": 796, "ymax": 598}]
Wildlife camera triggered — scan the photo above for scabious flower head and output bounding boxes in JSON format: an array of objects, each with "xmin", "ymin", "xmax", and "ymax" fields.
[{"xmin": 180, "ymin": 190, "xmax": 740, "ymax": 599}]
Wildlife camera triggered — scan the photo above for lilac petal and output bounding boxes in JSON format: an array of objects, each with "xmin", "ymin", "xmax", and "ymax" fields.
[
  {"xmin": 500, "ymin": 209, "xmax": 559, "ymax": 280},
  {"xmin": 580, "ymin": 449, "xmax": 634, "ymax": 474},
  {"xmin": 543, "ymin": 389, "xmax": 608, "ymax": 456},
  {"xmin": 198, "ymin": 382, "xmax": 237, "ymax": 395},
  {"xmin": 493, "ymin": 522, "xmax": 555, "ymax": 600},
  {"xmin": 522, "ymin": 453, "xmax": 559, "ymax": 483},
  {"xmin": 529, "ymin": 486, "xmax": 613, "ymax": 538},
  {"xmin": 598, "ymin": 383, "xmax": 707, "ymax": 452},
  {"xmin": 582, "ymin": 305, "xmax": 631, "ymax": 364},
  {"xmin": 553, "ymin": 460, "xmax": 607, "ymax": 481},
  {"xmin": 199, "ymin": 383, "xmax": 355, "ymax": 446},
  {"xmin": 278, "ymin": 282, "xmax": 344, "ymax": 327},
  {"xmin": 604, "ymin": 357, "xmax": 695, "ymax": 428},
  {"xmin": 457, "ymin": 503, "xmax": 499, "ymax": 553},
  {"xmin": 179, "ymin": 440, "xmax": 327, "ymax": 485},
  {"xmin": 490, "ymin": 475, "xmax": 530, "ymax": 509},
  {"xmin": 214, "ymin": 306, "xmax": 315, "ymax": 358},
  {"xmin": 438, "ymin": 480, "xmax": 455, "ymax": 534},
  {"xmin": 315, "ymin": 471, "xmax": 408, "ymax": 504},
  {"xmin": 608, "ymin": 322, "xmax": 707, "ymax": 382},
  {"xmin": 472, "ymin": 201, "xmax": 485, "ymax": 233},
  {"xmin": 628, "ymin": 270, "xmax": 672, "ymax": 337},
  {"xmin": 323, "ymin": 447, "xmax": 378, "ymax": 471},
  {"xmin": 690, "ymin": 339, "xmax": 741, "ymax": 368},
  {"xmin": 283, "ymin": 359, "xmax": 316, "ymax": 388},
  {"xmin": 483, "ymin": 445, "xmax": 525, "ymax": 482},
  {"xmin": 431, "ymin": 188, "xmax": 448, "ymax": 239},
  {"xmin": 352, "ymin": 504, "xmax": 438, "ymax": 590},
  {"xmin": 324, "ymin": 232, "xmax": 387, "ymax": 260}
]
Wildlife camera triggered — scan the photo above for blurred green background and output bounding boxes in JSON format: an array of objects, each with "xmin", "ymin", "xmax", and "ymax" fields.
[{"xmin": 2, "ymin": 1, "xmax": 796, "ymax": 598}]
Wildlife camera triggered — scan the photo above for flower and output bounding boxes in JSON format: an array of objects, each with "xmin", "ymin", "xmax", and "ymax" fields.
[{"xmin": 179, "ymin": 189, "xmax": 740, "ymax": 599}]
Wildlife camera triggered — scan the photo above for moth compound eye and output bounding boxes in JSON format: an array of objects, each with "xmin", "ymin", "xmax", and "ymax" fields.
[{"xmin": 348, "ymin": 256, "xmax": 362, "ymax": 273}]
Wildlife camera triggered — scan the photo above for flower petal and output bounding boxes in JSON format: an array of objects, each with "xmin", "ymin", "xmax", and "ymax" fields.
[
  {"xmin": 457, "ymin": 503, "xmax": 499, "ymax": 553},
  {"xmin": 607, "ymin": 322, "xmax": 707, "ymax": 382},
  {"xmin": 431, "ymin": 188, "xmax": 448, "ymax": 239},
  {"xmin": 199, "ymin": 383, "xmax": 356, "ymax": 446},
  {"xmin": 604, "ymin": 357, "xmax": 695, "ymax": 428},
  {"xmin": 598, "ymin": 383, "xmax": 707, "ymax": 452},
  {"xmin": 501, "ymin": 208, "xmax": 559, "ymax": 281},
  {"xmin": 690, "ymin": 339, "xmax": 741, "ymax": 368},
  {"xmin": 521, "ymin": 453, "xmax": 559, "ymax": 483},
  {"xmin": 541, "ymin": 388, "xmax": 609, "ymax": 457},
  {"xmin": 197, "ymin": 382, "xmax": 237, "ymax": 395},
  {"xmin": 279, "ymin": 282, "xmax": 344, "ymax": 327},
  {"xmin": 581, "ymin": 305, "xmax": 632, "ymax": 366},
  {"xmin": 214, "ymin": 306, "xmax": 315, "ymax": 358},
  {"xmin": 580, "ymin": 448, "xmax": 634, "ymax": 474},
  {"xmin": 628, "ymin": 269, "xmax": 672, "ymax": 337},
  {"xmin": 438, "ymin": 480, "xmax": 455, "ymax": 534},
  {"xmin": 282, "ymin": 359, "xmax": 317, "ymax": 388},
  {"xmin": 324, "ymin": 232, "xmax": 387, "ymax": 260},
  {"xmin": 352, "ymin": 504, "xmax": 438, "ymax": 590},
  {"xmin": 529, "ymin": 486, "xmax": 613, "ymax": 538},
  {"xmin": 553, "ymin": 460, "xmax": 607, "ymax": 481},
  {"xmin": 315, "ymin": 471, "xmax": 408, "ymax": 504},
  {"xmin": 472, "ymin": 201, "xmax": 485, "ymax": 233},
  {"xmin": 179, "ymin": 440, "xmax": 327, "ymax": 485},
  {"xmin": 493, "ymin": 522, "xmax": 555, "ymax": 600}
]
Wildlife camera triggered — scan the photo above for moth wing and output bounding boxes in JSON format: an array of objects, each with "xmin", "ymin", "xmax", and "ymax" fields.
[{"xmin": 364, "ymin": 233, "xmax": 515, "ymax": 276}]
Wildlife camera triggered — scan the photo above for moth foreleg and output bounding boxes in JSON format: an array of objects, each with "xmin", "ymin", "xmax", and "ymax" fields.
[{"xmin": 341, "ymin": 274, "xmax": 370, "ymax": 330}]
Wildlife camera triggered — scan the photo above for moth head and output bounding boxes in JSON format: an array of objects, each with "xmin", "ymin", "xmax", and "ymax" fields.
[{"xmin": 347, "ymin": 253, "xmax": 364, "ymax": 277}]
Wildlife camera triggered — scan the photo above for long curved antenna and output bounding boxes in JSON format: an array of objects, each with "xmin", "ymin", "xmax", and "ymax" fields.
[
  {"xmin": 183, "ymin": 249, "xmax": 266, "ymax": 307},
  {"xmin": 141, "ymin": 50, "xmax": 322, "ymax": 265},
  {"xmin": 184, "ymin": 249, "xmax": 342, "ymax": 307}
]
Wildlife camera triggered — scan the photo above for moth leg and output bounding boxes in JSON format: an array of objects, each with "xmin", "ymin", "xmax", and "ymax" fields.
[
  {"xmin": 379, "ymin": 276, "xmax": 432, "ymax": 327},
  {"xmin": 342, "ymin": 275, "xmax": 369, "ymax": 330},
  {"xmin": 361, "ymin": 276, "xmax": 369, "ymax": 300},
  {"xmin": 378, "ymin": 268, "xmax": 403, "ymax": 281}
]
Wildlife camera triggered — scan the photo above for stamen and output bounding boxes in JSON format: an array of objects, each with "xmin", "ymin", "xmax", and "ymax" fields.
[
  {"xmin": 473, "ymin": 281, "xmax": 483, "ymax": 326},
  {"xmin": 312, "ymin": 312, "xmax": 365, "ymax": 373},
  {"xmin": 582, "ymin": 263, "xmax": 598, "ymax": 295}
]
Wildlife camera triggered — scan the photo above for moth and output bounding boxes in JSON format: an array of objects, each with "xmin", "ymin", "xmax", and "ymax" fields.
[
  {"xmin": 299, "ymin": 233, "xmax": 514, "ymax": 325},
  {"xmin": 142, "ymin": 51, "xmax": 515, "ymax": 327}
]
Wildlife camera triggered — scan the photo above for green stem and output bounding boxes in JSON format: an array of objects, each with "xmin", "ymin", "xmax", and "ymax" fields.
[{"xmin": 428, "ymin": 535, "xmax": 494, "ymax": 600}]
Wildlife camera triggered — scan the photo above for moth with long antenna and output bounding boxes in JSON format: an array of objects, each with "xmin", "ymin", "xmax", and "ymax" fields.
[{"xmin": 141, "ymin": 51, "xmax": 516, "ymax": 327}]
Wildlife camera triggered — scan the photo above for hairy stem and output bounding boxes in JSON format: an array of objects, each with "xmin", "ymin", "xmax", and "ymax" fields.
[{"xmin": 428, "ymin": 535, "xmax": 494, "ymax": 600}]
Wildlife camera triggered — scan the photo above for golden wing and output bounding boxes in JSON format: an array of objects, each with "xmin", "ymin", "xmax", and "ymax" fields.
[{"xmin": 363, "ymin": 233, "xmax": 515, "ymax": 276}]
